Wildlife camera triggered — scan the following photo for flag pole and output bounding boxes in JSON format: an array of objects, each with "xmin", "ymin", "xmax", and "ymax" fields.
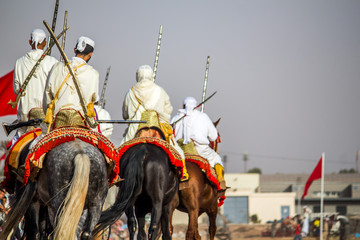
[{"xmin": 320, "ymin": 152, "xmax": 325, "ymax": 240}]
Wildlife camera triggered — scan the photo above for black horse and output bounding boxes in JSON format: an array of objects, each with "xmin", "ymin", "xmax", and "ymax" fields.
[
  {"xmin": 1, "ymin": 139, "xmax": 109, "ymax": 240},
  {"xmin": 94, "ymin": 143, "xmax": 178, "ymax": 240}
]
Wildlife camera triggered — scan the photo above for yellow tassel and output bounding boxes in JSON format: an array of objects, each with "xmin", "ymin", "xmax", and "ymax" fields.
[
  {"xmin": 214, "ymin": 164, "xmax": 225, "ymax": 182},
  {"xmin": 86, "ymin": 102, "xmax": 96, "ymax": 118},
  {"xmin": 44, "ymin": 101, "xmax": 55, "ymax": 124}
]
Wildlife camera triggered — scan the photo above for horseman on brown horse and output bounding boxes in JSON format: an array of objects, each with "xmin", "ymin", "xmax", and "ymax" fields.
[{"xmin": 170, "ymin": 96, "xmax": 227, "ymax": 240}]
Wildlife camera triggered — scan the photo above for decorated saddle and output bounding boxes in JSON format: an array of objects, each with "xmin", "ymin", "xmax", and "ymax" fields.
[
  {"xmin": 177, "ymin": 139, "xmax": 226, "ymax": 206},
  {"xmin": 3, "ymin": 128, "xmax": 42, "ymax": 191},
  {"xmin": 184, "ymin": 153, "xmax": 226, "ymax": 207},
  {"xmin": 23, "ymin": 126, "xmax": 120, "ymax": 185},
  {"xmin": 118, "ymin": 137, "xmax": 185, "ymax": 178}
]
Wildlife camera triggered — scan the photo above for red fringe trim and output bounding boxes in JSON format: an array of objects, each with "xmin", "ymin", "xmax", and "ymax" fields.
[
  {"xmin": 184, "ymin": 154, "xmax": 226, "ymax": 207},
  {"xmin": 23, "ymin": 127, "xmax": 120, "ymax": 185},
  {"xmin": 118, "ymin": 137, "xmax": 184, "ymax": 177}
]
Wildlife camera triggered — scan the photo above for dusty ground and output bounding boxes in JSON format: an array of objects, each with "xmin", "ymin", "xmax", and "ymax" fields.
[{"xmin": 171, "ymin": 223, "xmax": 331, "ymax": 240}]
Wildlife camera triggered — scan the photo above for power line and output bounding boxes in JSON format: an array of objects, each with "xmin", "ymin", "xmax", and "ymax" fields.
[{"xmin": 221, "ymin": 151, "xmax": 355, "ymax": 165}]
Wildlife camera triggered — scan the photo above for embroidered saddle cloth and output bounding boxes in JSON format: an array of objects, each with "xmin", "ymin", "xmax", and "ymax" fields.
[
  {"xmin": 184, "ymin": 153, "xmax": 226, "ymax": 207},
  {"xmin": 118, "ymin": 137, "xmax": 185, "ymax": 178},
  {"xmin": 23, "ymin": 126, "xmax": 120, "ymax": 185}
]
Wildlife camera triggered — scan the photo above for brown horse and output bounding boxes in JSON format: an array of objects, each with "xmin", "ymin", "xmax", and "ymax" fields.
[
  {"xmin": 169, "ymin": 118, "xmax": 224, "ymax": 240},
  {"xmin": 170, "ymin": 160, "xmax": 222, "ymax": 240}
]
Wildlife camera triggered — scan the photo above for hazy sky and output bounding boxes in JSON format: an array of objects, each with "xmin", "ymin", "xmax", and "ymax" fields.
[{"xmin": 1, "ymin": 0, "xmax": 360, "ymax": 174}]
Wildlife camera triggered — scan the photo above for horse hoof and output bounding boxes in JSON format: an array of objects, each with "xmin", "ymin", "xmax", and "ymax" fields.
[{"xmin": 81, "ymin": 231, "xmax": 91, "ymax": 240}]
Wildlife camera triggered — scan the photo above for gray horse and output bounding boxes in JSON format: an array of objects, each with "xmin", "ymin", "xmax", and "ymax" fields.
[{"xmin": 1, "ymin": 139, "xmax": 109, "ymax": 239}]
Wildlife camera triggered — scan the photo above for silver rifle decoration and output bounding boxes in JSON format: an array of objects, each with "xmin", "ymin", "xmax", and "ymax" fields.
[
  {"xmin": 153, "ymin": 25, "xmax": 162, "ymax": 81},
  {"xmin": 99, "ymin": 66, "xmax": 111, "ymax": 109},
  {"xmin": 48, "ymin": 0, "xmax": 59, "ymax": 55},
  {"xmin": 44, "ymin": 20, "xmax": 97, "ymax": 128},
  {"xmin": 60, "ymin": 10, "xmax": 68, "ymax": 62},
  {"xmin": 201, "ymin": 56, "xmax": 210, "ymax": 112}
]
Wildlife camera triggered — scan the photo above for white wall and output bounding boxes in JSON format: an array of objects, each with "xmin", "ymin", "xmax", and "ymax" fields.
[
  {"xmin": 248, "ymin": 192, "xmax": 296, "ymax": 223},
  {"xmin": 225, "ymin": 173, "xmax": 260, "ymax": 192}
]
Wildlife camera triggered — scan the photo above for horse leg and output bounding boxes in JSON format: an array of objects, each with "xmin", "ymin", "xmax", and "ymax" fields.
[
  {"xmin": 160, "ymin": 202, "xmax": 172, "ymax": 240},
  {"xmin": 186, "ymin": 208, "xmax": 201, "ymax": 240},
  {"xmin": 169, "ymin": 190, "xmax": 179, "ymax": 236},
  {"xmin": 23, "ymin": 204, "xmax": 39, "ymax": 240},
  {"xmin": 125, "ymin": 206, "xmax": 138, "ymax": 240},
  {"xmin": 206, "ymin": 204, "xmax": 218, "ymax": 240},
  {"xmin": 147, "ymin": 199, "xmax": 163, "ymax": 240},
  {"xmin": 134, "ymin": 206, "xmax": 148, "ymax": 240},
  {"xmin": 80, "ymin": 204, "xmax": 104, "ymax": 240},
  {"xmin": 80, "ymin": 157, "xmax": 108, "ymax": 240}
]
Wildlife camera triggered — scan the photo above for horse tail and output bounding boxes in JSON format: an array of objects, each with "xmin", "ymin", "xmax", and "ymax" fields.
[
  {"xmin": 0, "ymin": 181, "xmax": 37, "ymax": 239},
  {"xmin": 54, "ymin": 153, "xmax": 90, "ymax": 240},
  {"xmin": 93, "ymin": 146, "xmax": 146, "ymax": 234}
]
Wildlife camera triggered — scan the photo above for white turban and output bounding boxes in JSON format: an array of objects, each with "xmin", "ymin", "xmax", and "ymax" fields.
[
  {"xmin": 31, "ymin": 29, "xmax": 46, "ymax": 49},
  {"xmin": 136, "ymin": 65, "xmax": 154, "ymax": 82},
  {"xmin": 76, "ymin": 36, "xmax": 95, "ymax": 53},
  {"xmin": 183, "ymin": 96, "xmax": 197, "ymax": 114}
]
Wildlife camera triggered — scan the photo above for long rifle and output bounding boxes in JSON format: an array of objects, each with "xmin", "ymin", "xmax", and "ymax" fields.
[
  {"xmin": 153, "ymin": 25, "xmax": 162, "ymax": 81},
  {"xmin": 99, "ymin": 66, "xmax": 111, "ymax": 109},
  {"xmin": 171, "ymin": 91, "xmax": 217, "ymax": 127},
  {"xmin": 60, "ymin": 10, "xmax": 68, "ymax": 62},
  {"xmin": 43, "ymin": 20, "xmax": 97, "ymax": 128},
  {"xmin": 2, "ymin": 118, "xmax": 145, "ymax": 136},
  {"xmin": 8, "ymin": 27, "xmax": 69, "ymax": 109},
  {"xmin": 97, "ymin": 120, "xmax": 146, "ymax": 124},
  {"xmin": 2, "ymin": 119, "xmax": 43, "ymax": 136},
  {"xmin": 201, "ymin": 56, "xmax": 210, "ymax": 112},
  {"xmin": 48, "ymin": 0, "xmax": 59, "ymax": 55}
]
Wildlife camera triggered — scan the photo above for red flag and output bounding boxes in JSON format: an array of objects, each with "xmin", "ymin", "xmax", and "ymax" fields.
[
  {"xmin": 0, "ymin": 70, "xmax": 17, "ymax": 117},
  {"xmin": 302, "ymin": 156, "xmax": 323, "ymax": 200}
]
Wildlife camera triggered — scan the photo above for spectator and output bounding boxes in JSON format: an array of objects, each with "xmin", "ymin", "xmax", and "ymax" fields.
[
  {"xmin": 293, "ymin": 219, "xmax": 303, "ymax": 240},
  {"xmin": 271, "ymin": 219, "xmax": 277, "ymax": 237}
]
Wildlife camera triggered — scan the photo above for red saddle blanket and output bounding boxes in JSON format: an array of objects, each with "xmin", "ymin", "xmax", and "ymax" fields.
[
  {"xmin": 24, "ymin": 127, "xmax": 120, "ymax": 185},
  {"xmin": 118, "ymin": 137, "xmax": 185, "ymax": 178},
  {"xmin": 184, "ymin": 153, "xmax": 226, "ymax": 207}
]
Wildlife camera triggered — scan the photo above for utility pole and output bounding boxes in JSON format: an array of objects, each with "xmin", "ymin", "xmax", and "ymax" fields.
[
  {"xmin": 243, "ymin": 152, "xmax": 248, "ymax": 173},
  {"xmin": 223, "ymin": 155, "xmax": 228, "ymax": 172},
  {"xmin": 356, "ymin": 150, "xmax": 359, "ymax": 173},
  {"xmin": 296, "ymin": 177, "xmax": 301, "ymax": 214}
]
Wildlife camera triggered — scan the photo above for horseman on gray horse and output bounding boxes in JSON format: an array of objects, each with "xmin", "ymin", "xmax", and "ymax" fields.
[{"xmin": 1, "ymin": 36, "xmax": 117, "ymax": 240}]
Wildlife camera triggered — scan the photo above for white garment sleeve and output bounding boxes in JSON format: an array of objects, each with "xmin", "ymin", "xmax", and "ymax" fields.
[
  {"xmin": 122, "ymin": 91, "xmax": 131, "ymax": 120},
  {"xmin": 205, "ymin": 113, "xmax": 218, "ymax": 142},
  {"xmin": 162, "ymin": 90, "xmax": 173, "ymax": 123},
  {"xmin": 13, "ymin": 60, "xmax": 21, "ymax": 95},
  {"xmin": 42, "ymin": 64, "xmax": 57, "ymax": 113}
]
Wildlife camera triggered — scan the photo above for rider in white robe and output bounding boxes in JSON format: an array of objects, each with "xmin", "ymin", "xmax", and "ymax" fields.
[
  {"xmin": 121, "ymin": 65, "xmax": 189, "ymax": 181},
  {"xmin": 121, "ymin": 65, "xmax": 172, "ymax": 143},
  {"xmin": 171, "ymin": 97, "xmax": 225, "ymax": 187},
  {"xmin": 43, "ymin": 36, "xmax": 99, "ymax": 127},
  {"xmin": 13, "ymin": 29, "xmax": 58, "ymax": 139}
]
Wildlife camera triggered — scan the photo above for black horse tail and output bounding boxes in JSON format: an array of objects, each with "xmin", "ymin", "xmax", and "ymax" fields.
[
  {"xmin": 0, "ymin": 181, "xmax": 37, "ymax": 239},
  {"xmin": 93, "ymin": 145, "xmax": 146, "ymax": 235}
]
